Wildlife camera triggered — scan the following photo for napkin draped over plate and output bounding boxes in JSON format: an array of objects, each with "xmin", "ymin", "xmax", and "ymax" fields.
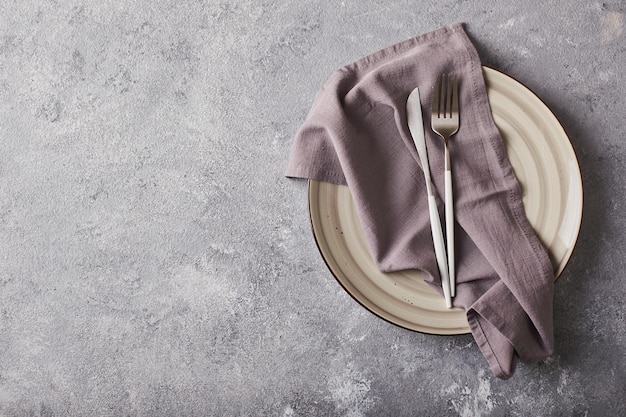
[{"xmin": 285, "ymin": 23, "xmax": 554, "ymax": 379}]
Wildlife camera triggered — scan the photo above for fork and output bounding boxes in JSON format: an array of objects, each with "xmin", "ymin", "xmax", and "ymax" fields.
[{"xmin": 431, "ymin": 74, "xmax": 460, "ymax": 298}]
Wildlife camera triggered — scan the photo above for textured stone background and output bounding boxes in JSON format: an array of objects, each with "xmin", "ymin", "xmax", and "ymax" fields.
[{"xmin": 0, "ymin": 0, "xmax": 624, "ymax": 416}]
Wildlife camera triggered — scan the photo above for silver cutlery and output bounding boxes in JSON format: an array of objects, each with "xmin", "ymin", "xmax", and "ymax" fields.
[
  {"xmin": 407, "ymin": 87, "xmax": 452, "ymax": 308},
  {"xmin": 431, "ymin": 74, "xmax": 460, "ymax": 298}
]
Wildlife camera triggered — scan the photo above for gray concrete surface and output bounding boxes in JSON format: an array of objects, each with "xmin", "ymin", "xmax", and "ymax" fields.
[{"xmin": 0, "ymin": 0, "xmax": 624, "ymax": 416}]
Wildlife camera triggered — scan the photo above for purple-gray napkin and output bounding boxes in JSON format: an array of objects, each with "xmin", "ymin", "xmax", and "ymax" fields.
[{"xmin": 285, "ymin": 23, "xmax": 554, "ymax": 379}]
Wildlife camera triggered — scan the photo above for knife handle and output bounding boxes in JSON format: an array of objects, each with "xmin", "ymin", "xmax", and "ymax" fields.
[
  {"xmin": 428, "ymin": 195, "xmax": 452, "ymax": 309},
  {"xmin": 445, "ymin": 169, "xmax": 455, "ymax": 298}
]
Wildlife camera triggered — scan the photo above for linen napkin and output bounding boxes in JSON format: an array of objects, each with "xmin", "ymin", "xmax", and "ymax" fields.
[{"xmin": 285, "ymin": 23, "xmax": 555, "ymax": 379}]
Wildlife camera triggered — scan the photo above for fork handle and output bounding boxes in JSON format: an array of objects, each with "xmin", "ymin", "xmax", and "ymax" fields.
[
  {"xmin": 445, "ymin": 167, "xmax": 455, "ymax": 298},
  {"xmin": 444, "ymin": 142, "xmax": 455, "ymax": 297}
]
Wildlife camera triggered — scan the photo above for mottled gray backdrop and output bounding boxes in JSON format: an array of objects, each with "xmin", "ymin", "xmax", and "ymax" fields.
[{"xmin": 0, "ymin": 0, "xmax": 624, "ymax": 416}]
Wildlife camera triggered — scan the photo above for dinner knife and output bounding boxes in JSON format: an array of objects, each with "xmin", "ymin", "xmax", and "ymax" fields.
[{"xmin": 406, "ymin": 87, "xmax": 452, "ymax": 309}]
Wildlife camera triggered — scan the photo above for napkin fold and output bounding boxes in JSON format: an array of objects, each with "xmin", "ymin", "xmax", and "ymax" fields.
[{"xmin": 285, "ymin": 23, "xmax": 554, "ymax": 379}]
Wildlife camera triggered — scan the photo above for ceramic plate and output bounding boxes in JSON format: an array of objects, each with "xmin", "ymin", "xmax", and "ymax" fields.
[{"xmin": 308, "ymin": 67, "xmax": 583, "ymax": 335}]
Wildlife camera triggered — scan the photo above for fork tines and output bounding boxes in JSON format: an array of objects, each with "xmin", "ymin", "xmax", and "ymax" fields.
[{"xmin": 433, "ymin": 74, "xmax": 458, "ymax": 119}]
